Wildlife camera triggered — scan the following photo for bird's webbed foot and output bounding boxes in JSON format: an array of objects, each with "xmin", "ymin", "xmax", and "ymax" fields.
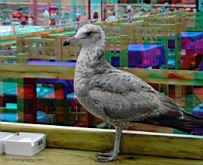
[
  {"xmin": 96, "ymin": 150, "xmax": 118, "ymax": 162},
  {"xmin": 96, "ymin": 128, "xmax": 122, "ymax": 162}
]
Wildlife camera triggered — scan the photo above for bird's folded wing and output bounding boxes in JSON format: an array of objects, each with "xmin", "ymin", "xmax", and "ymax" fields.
[{"xmin": 89, "ymin": 71, "xmax": 165, "ymax": 121}]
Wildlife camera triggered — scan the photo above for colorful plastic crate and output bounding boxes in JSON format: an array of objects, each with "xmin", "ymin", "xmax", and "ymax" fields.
[{"xmin": 128, "ymin": 44, "xmax": 166, "ymax": 68}]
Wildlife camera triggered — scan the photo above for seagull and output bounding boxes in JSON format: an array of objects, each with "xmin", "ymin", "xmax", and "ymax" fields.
[{"xmin": 64, "ymin": 24, "xmax": 203, "ymax": 162}]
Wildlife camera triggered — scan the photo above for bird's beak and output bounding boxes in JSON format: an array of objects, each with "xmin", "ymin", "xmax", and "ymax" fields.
[{"xmin": 63, "ymin": 37, "xmax": 80, "ymax": 46}]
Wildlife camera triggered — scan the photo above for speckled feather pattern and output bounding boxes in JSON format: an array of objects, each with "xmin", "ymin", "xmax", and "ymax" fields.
[{"xmin": 73, "ymin": 24, "xmax": 187, "ymax": 129}]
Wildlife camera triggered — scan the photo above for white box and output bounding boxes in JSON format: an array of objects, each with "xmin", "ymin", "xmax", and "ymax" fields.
[
  {"xmin": 4, "ymin": 132, "xmax": 46, "ymax": 156},
  {"xmin": 0, "ymin": 132, "xmax": 15, "ymax": 155}
]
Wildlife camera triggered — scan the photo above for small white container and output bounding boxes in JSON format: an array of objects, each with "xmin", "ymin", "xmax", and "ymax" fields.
[
  {"xmin": 4, "ymin": 132, "xmax": 46, "ymax": 156},
  {"xmin": 0, "ymin": 132, "xmax": 15, "ymax": 155}
]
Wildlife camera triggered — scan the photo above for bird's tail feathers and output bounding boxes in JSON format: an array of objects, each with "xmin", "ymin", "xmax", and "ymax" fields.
[
  {"xmin": 136, "ymin": 111, "xmax": 203, "ymax": 134},
  {"xmin": 173, "ymin": 112, "xmax": 203, "ymax": 134},
  {"xmin": 155, "ymin": 93, "xmax": 203, "ymax": 134}
]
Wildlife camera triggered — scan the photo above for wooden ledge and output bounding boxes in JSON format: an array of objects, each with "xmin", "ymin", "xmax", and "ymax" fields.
[
  {"xmin": 1, "ymin": 122, "xmax": 203, "ymax": 159},
  {"xmin": 1, "ymin": 149, "xmax": 203, "ymax": 165}
]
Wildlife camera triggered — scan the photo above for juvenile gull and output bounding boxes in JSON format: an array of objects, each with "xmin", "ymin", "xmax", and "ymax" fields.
[{"xmin": 64, "ymin": 24, "xmax": 203, "ymax": 162}]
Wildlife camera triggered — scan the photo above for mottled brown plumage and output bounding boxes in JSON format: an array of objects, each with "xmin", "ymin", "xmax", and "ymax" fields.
[{"xmin": 64, "ymin": 24, "xmax": 203, "ymax": 162}]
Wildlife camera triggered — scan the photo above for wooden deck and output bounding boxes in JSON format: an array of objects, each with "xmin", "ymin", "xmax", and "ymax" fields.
[
  {"xmin": 1, "ymin": 148, "xmax": 203, "ymax": 165},
  {"xmin": 1, "ymin": 122, "xmax": 203, "ymax": 165}
]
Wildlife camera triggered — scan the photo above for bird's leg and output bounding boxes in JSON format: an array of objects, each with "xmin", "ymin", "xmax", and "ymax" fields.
[
  {"xmin": 112, "ymin": 128, "xmax": 122, "ymax": 158},
  {"xmin": 96, "ymin": 128, "xmax": 122, "ymax": 162}
]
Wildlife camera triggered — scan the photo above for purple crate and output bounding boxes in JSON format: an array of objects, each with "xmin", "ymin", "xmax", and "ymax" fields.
[
  {"xmin": 28, "ymin": 61, "xmax": 75, "ymax": 96},
  {"xmin": 168, "ymin": 40, "xmax": 175, "ymax": 49},
  {"xmin": 128, "ymin": 44, "xmax": 166, "ymax": 68},
  {"xmin": 181, "ymin": 32, "xmax": 203, "ymax": 49},
  {"xmin": 198, "ymin": 59, "xmax": 203, "ymax": 71},
  {"xmin": 111, "ymin": 56, "xmax": 120, "ymax": 67},
  {"xmin": 181, "ymin": 32, "xmax": 203, "ymax": 42}
]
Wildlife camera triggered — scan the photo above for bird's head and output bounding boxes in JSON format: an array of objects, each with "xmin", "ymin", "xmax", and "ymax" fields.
[{"xmin": 63, "ymin": 24, "xmax": 105, "ymax": 47}]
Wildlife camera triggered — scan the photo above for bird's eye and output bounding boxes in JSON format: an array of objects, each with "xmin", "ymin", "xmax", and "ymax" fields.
[{"xmin": 86, "ymin": 31, "xmax": 94, "ymax": 36}]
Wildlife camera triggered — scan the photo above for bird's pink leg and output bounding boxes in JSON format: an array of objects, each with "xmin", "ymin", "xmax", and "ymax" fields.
[{"xmin": 96, "ymin": 128, "xmax": 122, "ymax": 162}]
